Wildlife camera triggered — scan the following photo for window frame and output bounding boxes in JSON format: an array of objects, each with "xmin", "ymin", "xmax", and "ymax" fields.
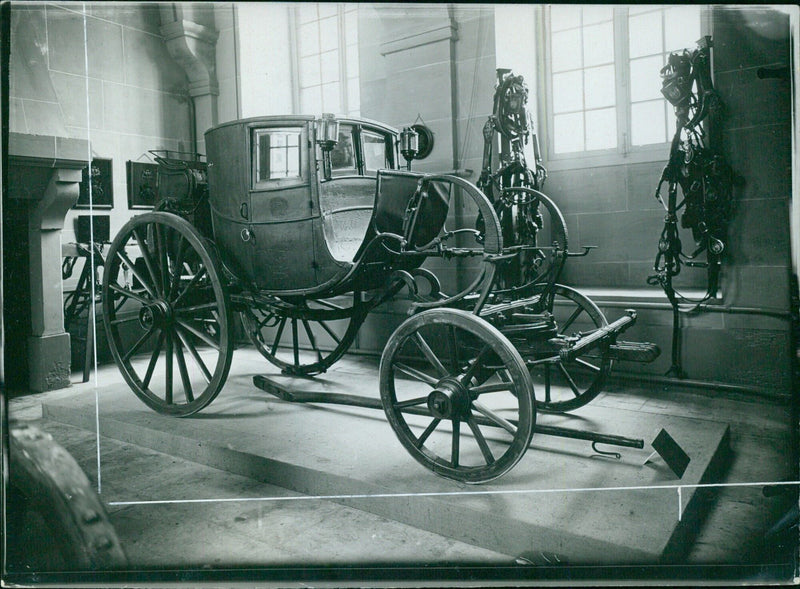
[
  {"xmin": 540, "ymin": 4, "xmax": 711, "ymax": 172},
  {"xmin": 251, "ymin": 125, "xmax": 309, "ymax": 190},
  {"xmin": 292, "ymin": 3, "xmax": 360, "ymax": 117}
]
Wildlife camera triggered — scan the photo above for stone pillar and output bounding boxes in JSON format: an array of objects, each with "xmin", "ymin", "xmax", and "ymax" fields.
[
  {"xmin": 7, "ymin": 133, "xmax": 88, "ymax": 392},
  {"xmin": 160, "ymin": 4, "xmax": 220, "ymax": 154},
  {"xmin": 27, "ymin": 168, "xmax": 83, "ymax": 391}
]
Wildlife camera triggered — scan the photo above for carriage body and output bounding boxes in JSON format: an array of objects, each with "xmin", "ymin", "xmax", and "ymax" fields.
[{"xmin": 205, "ymin": 115, "xmax": 447, "ymax": 297}]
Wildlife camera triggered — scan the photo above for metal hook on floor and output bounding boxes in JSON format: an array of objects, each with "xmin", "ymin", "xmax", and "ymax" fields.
[{"xmin": 591, "ymin": 441, "xmax": 621, "ymax": 460}]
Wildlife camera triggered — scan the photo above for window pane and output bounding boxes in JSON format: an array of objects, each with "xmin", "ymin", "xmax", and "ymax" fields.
[
  {"xmin": 631, "ymin": 100, "xmax": 666, "ymax": 145},
  {"xmin": 585, "ymin": 107, "xmax": 617, "ymax": 150},
  {"xmin": 552, "ymin": 70, "xmax": 583, "ymax": 113},
  {"xmin": 553, "ymin": 112, "xmax": 584, "ymax": 153},
  {"xmin": 551, "ymin": 5, "xmax": 582, "ymax": 32},
  {"xmin": 317, "ymin": 3, "xmax": 337, "ymax": 19},
  {"xmin": 583, "ymin": 5, "xmax": 614, "ymax": 25},
  {"xmin": 257, "ymin": 130, "xmax": 302, "ymax": 181},
  {"xmin": 319, "ymin": 16, "xmax": 338, "ymax": 52},
  {"xmin": 664, "ymin": 6, "xmax": 702, "ymax": 53},
  {"xmin": 330, "ymin": 126, "xmax": 356, "ymax": 171},
  {"xmin": 346, "ymin": 43, "xmax": 359, "ymax": 78},
  {"xmin": 583, "ymin": 21, "xmax": 614, "ymax": 66},
  {"xmin": 629, "ymin": 11, "xmax": 663, "ymax": 58},
  {"xmin": 362, "ymin": 131, "xmax": 388, "ymax": 171},
  {"xmin": 297, "ymin": 22, "xmax": 320, "ymax": 57},
  {"xmin": 584, "ymin": 65, "xmax": 615, "ymax": 109},
  {"xmin": 299, "ymin": 55, "xmax": 321, "ymax": 88},
  {"xmin": 345, "ymin": 9, "xmax": 358, "ymax": 41},
  {"xmin": 552, "ymin": 29, "xmax": 582, "ymax": 72},
  {"xmin": 630, "ymin": 55, "xmax": 664, "ymax": 102},
  {"xmin": 321, "ymin": 82, "xmax": 341, "ymax": 113},
  {"xmin": 320, "ymin": 49, "xmax": 339, "ymax": 84},
  {"xmin": 296, "ymin": 4, "xmax": 318, "ymax": 24},
  {"xmin": 666, "ymin": 102, "xmax": 677, "ymax": 138},
  {"xmin": 347, "ymin": 77, "xmax": 360, "ymax": 112},
  {"xmin": 300, "ymin": 86, "xmax": 322, "ymax": 114}
]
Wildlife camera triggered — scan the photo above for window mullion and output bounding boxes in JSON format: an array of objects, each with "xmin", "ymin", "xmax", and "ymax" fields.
[
  {"xmin": 614, "ymin": 5, "xmax": 630, "ymax": 156},
  {"xmin": 338, "ymin": 6, "xmax": 348, "ymax": 114}
]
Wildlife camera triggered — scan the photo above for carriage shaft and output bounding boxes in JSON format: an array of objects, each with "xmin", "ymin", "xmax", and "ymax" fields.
[{"xmin": 252, "ymin": 375, "xmax": 644, "ymax": 450}]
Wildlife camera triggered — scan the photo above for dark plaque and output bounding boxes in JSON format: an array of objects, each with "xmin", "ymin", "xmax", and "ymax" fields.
[
  {"xmin": 127, "ymin": 161, "xmax": 159, "ymax": 209},
  {"xmin": 76, "ymin": 158, "xmax": 113, "ymax": 209}
]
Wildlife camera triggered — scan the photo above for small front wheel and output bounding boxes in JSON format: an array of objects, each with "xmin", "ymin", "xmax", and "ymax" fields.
[{"xmin": 380, "ymin": 309, "xmax": 535, "ymax": 484}]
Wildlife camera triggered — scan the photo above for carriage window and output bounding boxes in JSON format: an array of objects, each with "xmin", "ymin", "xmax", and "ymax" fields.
[
  {"xmin": 255, "ymin": 129, "xmax": 302, "ymax": 183},
  {"xmin": 330, "ymin": 126, "xmax": 357, "ymax": 172},
  {"xmin": 362, "ymin": 131, "xmax": 390, "ymax": 172}
]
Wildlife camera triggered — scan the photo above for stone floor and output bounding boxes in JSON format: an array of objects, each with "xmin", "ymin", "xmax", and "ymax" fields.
[{"xmin": 6, "ymin": 349, "xmax": 798, "ymax": 585}]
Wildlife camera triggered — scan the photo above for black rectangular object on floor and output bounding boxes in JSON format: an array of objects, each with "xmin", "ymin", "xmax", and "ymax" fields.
[
  {"xmin": 652, "ymin": 428, "xmax": 691, "ymax": 479},
  {"xmin": 75, "ymin": 215, "xmax": 110, "ymax": 244}
]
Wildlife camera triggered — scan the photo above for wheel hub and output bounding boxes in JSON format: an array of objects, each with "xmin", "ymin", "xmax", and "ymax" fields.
[
  {"xmin": 427, "ymin": 377, "xmax": 470, "ymax": 420},
  {"xmin": 139, "ymin": 300, "xmax": 172, "ymax": 329}
]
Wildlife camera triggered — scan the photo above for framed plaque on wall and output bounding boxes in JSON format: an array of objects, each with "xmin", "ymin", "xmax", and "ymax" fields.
[
  {"xmin": 127, "ymin": 161, "xmax": 159, "ymax": 209},
  {"xmin": 76, "ymin": 158, "xmax": 113, "ymax": 209}
]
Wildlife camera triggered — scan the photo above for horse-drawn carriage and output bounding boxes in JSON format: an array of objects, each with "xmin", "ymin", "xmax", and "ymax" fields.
[{"xmin": 102, "ymin": 73, "xmax": 659, "ymax": 484}]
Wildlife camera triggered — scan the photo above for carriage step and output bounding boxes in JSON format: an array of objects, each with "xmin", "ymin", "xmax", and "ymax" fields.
[{"xmin": 608, "ymin": 341, "xmax": 661, "ymax": 363}]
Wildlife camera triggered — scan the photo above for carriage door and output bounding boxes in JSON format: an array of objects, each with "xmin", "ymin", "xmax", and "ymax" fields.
[{"xmin": 248, "ymin": 123, "xmax": 318, "ymax": 291}]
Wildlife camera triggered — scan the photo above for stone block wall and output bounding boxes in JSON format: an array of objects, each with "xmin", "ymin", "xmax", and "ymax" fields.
[{"xmin": 9, "ymin": 3, "xmax": 192, "ymax": 256}]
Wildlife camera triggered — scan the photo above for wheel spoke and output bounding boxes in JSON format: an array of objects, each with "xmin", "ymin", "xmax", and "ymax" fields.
[
  {"xmin": 155, "ymin": 222, "xmax": 169, "ymax": 295},
  {"xmin": 470, "ymin": 381, "xmax": 515, "ymax": 395},
  {"xmin": 544, "ymin": 364, "xmax": 552, "ymax": 403},
  {"xmin": 174, "ymin": 302, "xmax": 219, "ymax": 315},
  {"xmin": 451, "ymin": 420, "xmax": 460, "ymax": 467},
  {"xmin": 561, "ymin": 304, "xmax": 585, "ymax": 332},
  {"xmin": 172, "ymin": 266, "xmax": 208, "ymax": 307},
  {"xmin": 393, "ymin": 362, "xmax": 438, "ymax": 386},
  {"xmin": 174, "ymin": 332, "xmax": 194, "ymax": 403},
  {"xmin": 175, "ymin": 325, "xmax": 212, "ymax": 383},
  {"xmin": 122, "ymin": 327, "xmax": 156, "ymax": 362},
  {"xmin": 142, "ymin": 331, "xmax": 165, "ymax": 390},
  {"xmin": 132, "ymin": 227, "xmax": 162, "ymax": 296},
  {"xmin": 393, "ymin": 396, "xmax": 429, "ymax": 409},
  {"xmin": 460, "ymin": 345, "xmax": 491, "ymax": 385},
  {"xmin": 168, "ymin": 236, "xmax": 187, "ymax": 300},
  {"xmin": 412, "ymin": 332, "xmax": 448, "ymax": 378},
  {"xmin": 446, "ymin": 325, "xmax": 460, "ymax": 373},
  {"xmin": 291, "ymin": 318, "xmax": 300, "ymax": 366},
  {"xmin": 574, "ymin": 356, "xmax": 601, "ymax": 373},
  {"xmin": 270, "ymin": 317, "xmax": 287, "ymax": 355},
  {"xmin": 301, "ymin": 318, "xmax": 321, "ymax": 362},
  {"xmin": 416, "ymin": 417, "xmax": 441, "ymax": 448},
  {"xmin": 467, "ymin": 415, "xmax": 495, "ymax": 465},
  {"xmin": 108, "ymin": 282, "xmax": 150, "ymax": 305},
  {"xmin": 472, "ymin": 401, "xmax": 517, "ymax": 436},
  {"xmin": 316, "ymin": 319, "xmax": 342, "ymax": 345},
  {"xmin": 115, "ymin": 248, "xmax": 157, "ymax": 299},
  {"xmin": 176, "ymin": 318, "xmax": 220, "ymax": 351},
  {"xmin": 165, "ymin": 330, "xmax": 174, "ymax": 404},
  {"xmin": 558, "ymin": 362, "xmax": 581, "ymax": 397}
]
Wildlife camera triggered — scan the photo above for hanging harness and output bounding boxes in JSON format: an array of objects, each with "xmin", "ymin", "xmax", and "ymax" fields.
[{"xmin": 648, "ymin": 36, "xmax": 740, "ymax": 376}]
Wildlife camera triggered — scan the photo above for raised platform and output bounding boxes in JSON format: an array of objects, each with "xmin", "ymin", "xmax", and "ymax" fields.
[{"xmin": 42, "ymin": 351, "xmax": 730, "ymax": 566}]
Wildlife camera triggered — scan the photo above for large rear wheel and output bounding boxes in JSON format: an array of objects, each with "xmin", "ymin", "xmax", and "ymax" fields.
[{"xmin": 102, "ymin": 212, "xmax": 233, "ymax": 416}]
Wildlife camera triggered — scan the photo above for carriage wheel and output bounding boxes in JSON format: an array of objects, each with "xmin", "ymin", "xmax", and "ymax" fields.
[
  {"xmin": 380, "ymin": 309, "xmax": 535, "ymax": 484},
  {"xmin": 7, "ymin": 423, "xmax": 127, "ymax": 571},
  {"xmin": 527, "ymin": 284, "xmax": 612, "ymax": 412},
  {"xmin": 102, "ymin": 212, "xmax": 233, "ymax": 416},
  {"xmin": 240, "ymin": 292, "xmax": 367, "ymax": 376}
]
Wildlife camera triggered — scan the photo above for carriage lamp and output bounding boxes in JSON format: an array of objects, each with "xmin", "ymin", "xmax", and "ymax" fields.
[
  {"xmin": 316, "ymin": 113, "xmax": 340, "ymax": 180},
  {"xmin": 400, "ymin": 126, "xmax": 419, "ymax": 170}
]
